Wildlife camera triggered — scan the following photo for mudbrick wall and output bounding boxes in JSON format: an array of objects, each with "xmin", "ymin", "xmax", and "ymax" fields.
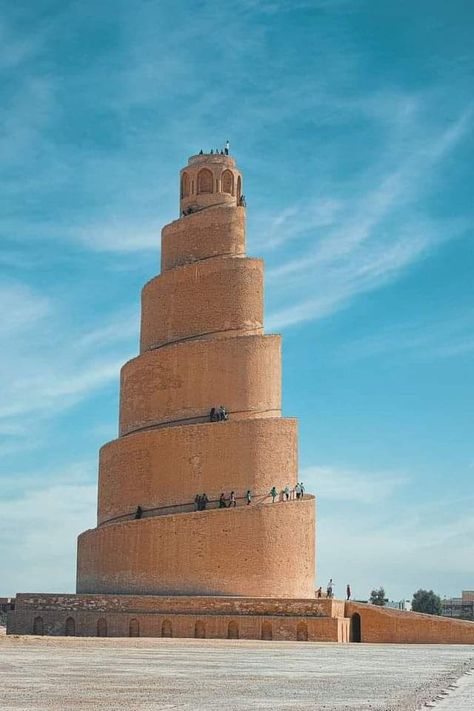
[
  {"xmin": 10, "ymin": 595, "xmax": 474, "ymax": 643},
  {"xmin": 77, "ymin": 498, "xmax": 316, "ymax": 598},
  {"xmin": 140, "ymin": 256, "xmax": 263, "ymax": 351},
  {"xmin": 119, "ymin": 335, "xmax": 282, "ymax": 435},
  {"xmin": 346, "ymin": 602, "xmax": 474, "ymax": 643},
  {"xmin": 8, "ymin": 594, "xmax": 347, "ymax": 642},
  {"xmin": 161, "ymin": 206, "xmax": 245, "ymax": 271},
  {"xmin": 97, "ymin": 418, "xmax": 298, "ymax": 524}
]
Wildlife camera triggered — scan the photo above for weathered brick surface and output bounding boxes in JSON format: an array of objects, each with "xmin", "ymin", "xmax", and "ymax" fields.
[
  {"xmin": 119, "ymin": 335, "xmax": 282, "ymax": 436},
  {"xmin": 179, "ymin": 154, "xmax": 241, "ymax": 217},
  {"xmin": 11, "ymin": 593, "xmax": 339, "ymax": 616},
  {"xmin": 77, "ymin": 498, "xmax": 316, "ymax": 598},
  {"xmin": 140, "ymin": 257, "xmax": 263, "ymax": 352},
  {"xmin": 161, "ymin": 206, "xmax": 245, "ymax": 272},
  {"xmin": 346, "ymin": 602, "xmax": 474, "ymax": 644},
  {"xmin": 8, "ymin": 593, "xmax": 346, "ymax": 641},
  {"xmin": 10, "ymin": 595, "xmax": 474, "ymax": 643},
  {"xmin": 97, "ymin": 418, "xmax": 298, "ymax": 524}
]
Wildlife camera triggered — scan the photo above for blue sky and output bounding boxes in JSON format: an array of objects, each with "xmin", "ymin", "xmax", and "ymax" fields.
[{"xmin": 0, "ymin": 0, "xmax": 472, "ymax": 601}]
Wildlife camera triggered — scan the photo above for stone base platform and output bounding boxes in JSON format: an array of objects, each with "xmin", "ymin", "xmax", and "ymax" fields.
[
  {"xmin": 8, "ymin": 594, "xmax": 349, "ymax": 642},
  {"xmin": 7, "ymin": 594, "xmax": 474, "ymax": 644}
]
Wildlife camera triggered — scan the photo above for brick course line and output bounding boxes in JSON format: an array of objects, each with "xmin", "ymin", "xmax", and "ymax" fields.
[{"xmin": 121, "ymin": 409, "xmax": 281, "ymax": 437}]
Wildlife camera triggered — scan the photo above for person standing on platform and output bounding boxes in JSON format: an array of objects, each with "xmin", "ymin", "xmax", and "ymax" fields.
[
  {"xmin": 346, "ymin": 584, "xmax": 351, "ymax": 600},
  {"xmin": 270, "ymin": 486, "xmax": 277, "ymax": 503},
  {"xmin": 246, "ymin": 490, "xmax": 252, "ymax": 505},
  {"xmin": 229, "ymin": 491, "xmax": 236, "ymax": 508},
  {"xmin": 327, "ymin": 578, "xmax": 334, "ymax": 598}
]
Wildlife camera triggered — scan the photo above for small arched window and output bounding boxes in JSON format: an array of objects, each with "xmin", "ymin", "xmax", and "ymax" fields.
[
  {"xmin": 162, "ymin": 619, "xmax": 172, "ymax": 637},
  {"xmin": 236, "ymin": 175, "xmax": 242, "ymax": 201},
  {"xmin": 33, "ymin": 616, "xmax": 44, "ymax": 635},
  {"xmin": 65, "ymin": 616, "xmax": 75, "ymax": 637},
  {"xmin": 194, "ymin": 620, "xmax": 205, "ymax": 639},
  {"xmin": 181, "ymin": 172, "xmax": 190, "ymax": 198},
  {"xmin": 221, "ymin": 170, "xmax": 234, "ymax": 195},
  {"xmin": 227, "ymin": 620, "xmax": 239, "ymax": 639},
  {"xmin": 296, "ymin": 621, "xmax": 308, "ymax": 641},
  {"xmin": 97, "ymin": 617, "xmax": 107, "ymax": 637},
  {"xmin": 261, "ymin": 621, "xmax": 272, "ymax": 641},
  {"xmin": 197, "ymin": 168, "xmax": 213, "ymax": 194},
  {"xmin": 129, "ymin": 618, "xmax": 139, "ymax": 637}
]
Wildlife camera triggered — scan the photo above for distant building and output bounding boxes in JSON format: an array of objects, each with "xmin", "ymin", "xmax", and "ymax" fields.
[
  {"xmin": 0, "ymin": 597, "xmax": 14, "ymax": 612},
  {"xmin": 386, "ymin": 600, "xmax": 412, "ymax": 611},
  {"xmin": 442, "ymin": 591, "xmax": 474, "ymax": 621},
  {"xmin": 0, "ymin": 598, "xmax": 15, "ymax": 623},
  {"xmin": 356, "ymin": 599, "xmax": 412, "ymax": 611}
]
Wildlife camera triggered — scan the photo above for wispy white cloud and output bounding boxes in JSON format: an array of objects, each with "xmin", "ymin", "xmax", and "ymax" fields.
[
  {"xmin": 267, "ymin": 225, "xmax": 434, "ymax": 328},
  {"xmin": 265, "ymin": 107, "xmax": 473, "ymax": 329},
  {"xmin": 75, "ymin": 217, "xmax": 164, "ymax": 253},
  {"xmin": 0, "ymin": 282, "xmax": 137, "ymax": 452},
  {"xmin": 339, "ymin": 311, "xmax": 474, "ymax": 362},
  {"xmin": 0, "ymin": 19, "xmax": 46, "ymax": 70},
  {"xmin": 303, "ymin": 465, "xmax": 406, "ymax": 504},
  {"xmin": 0, "ymin": 282, "xmax": 51, "ymax": 334},
  {"xmin": 303, "ymin": 463, "xmax": 474, "ymax": 599},
  {"xmin": 0, "ymin": 469, "xmax": 97, "ymax": 595}
]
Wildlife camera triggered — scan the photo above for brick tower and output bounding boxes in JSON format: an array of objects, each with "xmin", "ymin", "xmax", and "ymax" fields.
[
  {"xmin": 76, "ymin": 150, "xmax": 316, "ymax": 598},
  {"xmin": 9, "ymin": 151, "xmax": 474, "ymax": 643}
]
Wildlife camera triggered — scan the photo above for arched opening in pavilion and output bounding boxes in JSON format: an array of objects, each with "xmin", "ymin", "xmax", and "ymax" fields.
[
  {"xmin": 181, "ymin": 172, "xmax": 190, "ymax": 198},
  {"xmin": 221, "ymin": 169, "xmax": 234, "ymax": 195},
  {"xmin": 197, "ymin": 168, "xmax": 213, "ymax": 194}
]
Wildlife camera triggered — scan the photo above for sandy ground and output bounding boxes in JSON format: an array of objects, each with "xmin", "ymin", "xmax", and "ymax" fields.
[
  {"xmin": 415, "ymin": 668, "xmax": 474, "ymax": 710},
  {"xmin": 0, "ymin": 633, "xmax": 473, "ymax": 711}
]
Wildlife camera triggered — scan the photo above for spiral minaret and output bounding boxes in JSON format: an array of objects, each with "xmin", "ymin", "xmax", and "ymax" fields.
[{"xmin": 76, "ymin": 151, "xmax": 316, "ymax": 598}]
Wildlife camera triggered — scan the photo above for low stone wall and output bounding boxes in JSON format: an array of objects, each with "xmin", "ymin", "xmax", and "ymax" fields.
[
  {"xmin": 346, "ymin": 602, "xmax": 474, "ymax": 644},
  {"xmin": 9, "ymin": 595, "xmax": 474, "ymax": 644},
  {"xmin": 10, "ymin": 593, "xmax": 341, "ymax": 617},
  {"xmin": 8, "ymin": 594, "xmax": 347, "ymax": 642}
]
